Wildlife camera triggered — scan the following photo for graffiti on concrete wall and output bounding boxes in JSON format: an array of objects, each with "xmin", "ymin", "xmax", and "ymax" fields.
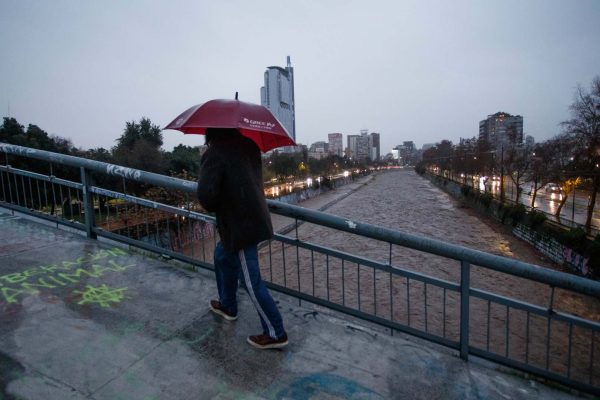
[{"xmin": 562, "ymin": 247, "xmax": 590, "ymax": 276}]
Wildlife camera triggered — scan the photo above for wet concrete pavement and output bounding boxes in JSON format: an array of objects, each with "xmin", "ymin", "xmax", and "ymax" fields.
[{"xmin": 0, "ymin": 210, "xmax": 589, "ymax": 399}]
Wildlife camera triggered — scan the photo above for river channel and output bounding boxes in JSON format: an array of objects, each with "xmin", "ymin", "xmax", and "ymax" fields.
[{"xmin": 258, "ymin": 169, "xmax": 600, "ymax": 384}]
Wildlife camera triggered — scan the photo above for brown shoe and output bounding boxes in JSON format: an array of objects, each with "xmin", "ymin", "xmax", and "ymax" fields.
[
  {"xmin": 209, "ymin": 300, "xmax": 238, "ymax": 321},
  {"xmin": 247, "ymin": 333, "xmax": 288, "ymax": 349}
]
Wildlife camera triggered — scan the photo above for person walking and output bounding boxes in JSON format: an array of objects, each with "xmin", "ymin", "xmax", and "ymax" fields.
[{"xmin": 197, "ymin": 127, "xmax": 288, "ymax": 349}]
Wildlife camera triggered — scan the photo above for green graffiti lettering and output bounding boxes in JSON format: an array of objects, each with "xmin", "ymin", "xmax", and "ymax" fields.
[
  {"xmin": 0, "ymin": 248, "xmax": 134, "ymax": 305},
  {"xmin": 107, "ymin": 260, "xmax": 134, "ymax": 271},
  {"xmin": 57, "ymin": 268, "xmax": 100, "ymax": 284},
  {"xmin": 47, "ymin": 276, "xmax": 68, "ymax": 286},
  {"xmin": 107, "ymin": 247, "xmax": 128, "ymax": 257},
  {"xmin": 39, "ymin": 264, "xmax": 68, "ymax": 274},
  {"xmin": 21, "ymin": 278, "xmax": 57, "ymax": 291},
  {"xmin": 23, "ymin": 268, "xmax": 44, "ymax": 279},
  {"xmin": 61, "ymin": 256, "xmax": 87, "ymax": 268},
  {"xmin": 90, "ymin": 262, "xmax": 133, "ymax": 277},
  {"xmin": 1, "ymin": 286, "xmax": 38, "ymax": 303},
  {"xmin": 0, "ymin": 273, "xmax": 26, "ymax": 284},
  {"xmin": 73, "ymin": 284, "xmax": 128, "ymax": 307}
]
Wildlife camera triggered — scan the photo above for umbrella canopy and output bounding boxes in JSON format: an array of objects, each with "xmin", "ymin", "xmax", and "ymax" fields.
[{"xmin": 164, "ymin": 99, "xmax": 296, "ymax": 152}]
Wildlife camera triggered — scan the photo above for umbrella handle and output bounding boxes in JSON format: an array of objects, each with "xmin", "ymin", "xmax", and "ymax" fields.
[{"xmin": 235, "ymin": 92, "xmax": 238, "ymax": 100}]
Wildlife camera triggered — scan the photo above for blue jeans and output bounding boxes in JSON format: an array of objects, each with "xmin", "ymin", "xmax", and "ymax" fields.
[{"xmin": 214, "ymin": 242, "xmax": 285, "ymax": 339}]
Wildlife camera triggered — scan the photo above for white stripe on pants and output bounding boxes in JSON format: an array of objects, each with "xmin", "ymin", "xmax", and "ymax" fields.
[{"xmin": 238, "ymin": 249, "xmax": 276, "ymax": 338}]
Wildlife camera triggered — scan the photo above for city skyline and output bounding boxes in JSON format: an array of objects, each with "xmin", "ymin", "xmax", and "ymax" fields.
[
  {"xmin": 260, "ymin": 56, "xmax": 296, "ymax": 144},
  {"xmin": 1, "ymin": 1, "xmax": 599, "ymax": 154}
]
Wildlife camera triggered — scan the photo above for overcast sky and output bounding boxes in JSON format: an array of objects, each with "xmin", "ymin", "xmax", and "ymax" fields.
[{"xmin": 1, "ymin": 1, "xmax": 599, "ymax": 154}]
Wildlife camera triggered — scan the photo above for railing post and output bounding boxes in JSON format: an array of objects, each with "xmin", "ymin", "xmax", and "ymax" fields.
[
  {"xmin": 460, "ymin": 259, "xmax": 470, "ymax": 360},
  {"xmin": 80, "ymin": 167, "xmax": 97, "ymax": 239}
]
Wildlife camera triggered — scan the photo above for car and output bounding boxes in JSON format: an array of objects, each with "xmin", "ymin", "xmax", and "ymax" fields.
[{"xmin": 544, "ymin": 183, "xmax": 562, "ymax": 194}]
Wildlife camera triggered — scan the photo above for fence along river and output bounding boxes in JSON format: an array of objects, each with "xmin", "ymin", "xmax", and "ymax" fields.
[
  {"xmin": 255, "ymin": 169, "xmax": 600, "ymax": 385},
  {"xmin": 1, "ymin": 139, "xmax": 599, "ymax": 390}
]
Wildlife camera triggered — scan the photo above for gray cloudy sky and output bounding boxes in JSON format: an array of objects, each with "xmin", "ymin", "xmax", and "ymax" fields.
[{"xmin": 1, "ymin": 1, "xmax": 599, "ymax": 154}]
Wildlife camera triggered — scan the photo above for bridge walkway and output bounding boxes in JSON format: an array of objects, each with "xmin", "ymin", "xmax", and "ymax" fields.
[{"xmin": 0, "ymin": 211, "xmax": 583, "ymax": 399}]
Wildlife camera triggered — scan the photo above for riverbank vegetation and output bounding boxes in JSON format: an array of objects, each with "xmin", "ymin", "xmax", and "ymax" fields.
[
  {"xmin": 416, "ymin": 76, "xmax": 600, "ymax": 234},
  {"xmin": 424, "ymin": 172, "xmax": 600, "ymax": 277}
]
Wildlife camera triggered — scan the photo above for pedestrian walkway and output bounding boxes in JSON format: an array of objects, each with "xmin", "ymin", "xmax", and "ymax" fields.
[
  {"xmin": 270, "ymin": 174, "xmax": 376, "ymax": 233},
  {"xmin": 0, "ymin": 210, "xmax": 584, "ymax": 399}
]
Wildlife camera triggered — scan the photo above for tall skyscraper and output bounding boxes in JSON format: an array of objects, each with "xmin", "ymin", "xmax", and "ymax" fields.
[
  {"xmin": 479, "ymin": 112, "xmax": 523, "ymax": 148},
  {"xmin": 328, "ymin": 133, "xmax": 343, "ymax": 157},
  {"xmin": 260, "ymin": 56, "xmax": 296, "ymax": 145},
  {"xmin": 346, "ymin": 134, "xmax": 360, "ymax": 159},
  {"xmin": 369, "ymin": 132, "xmax": 381, "ymax": 161}
]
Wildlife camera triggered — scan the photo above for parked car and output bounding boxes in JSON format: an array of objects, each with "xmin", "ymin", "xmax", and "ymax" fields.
[{"xmin": 544, "ymin": 183, "xmax": 563, "ymax": 194}]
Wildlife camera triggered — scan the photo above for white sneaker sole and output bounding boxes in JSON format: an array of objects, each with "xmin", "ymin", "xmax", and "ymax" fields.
[
  {"xmin": 209, "ymin": 301, "xmax": 238, "ymax": 321},
  {"xmin": 246, "ymin": 337, "xmax": 289, "ymax": 349}
]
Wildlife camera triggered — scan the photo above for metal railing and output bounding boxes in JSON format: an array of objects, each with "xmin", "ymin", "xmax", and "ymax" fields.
[{"xmin": 2, "ymin": 142, "xmax": 600, "ymax": 395}]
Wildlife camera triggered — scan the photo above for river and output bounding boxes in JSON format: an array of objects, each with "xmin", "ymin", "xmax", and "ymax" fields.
[{"xmin": 257, "ymin": 169, "xmax": 600, "ymax": 384}]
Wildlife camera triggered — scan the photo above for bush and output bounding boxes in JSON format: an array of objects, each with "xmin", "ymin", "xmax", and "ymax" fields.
[
  {"xmin": 460, "ymin": 185, "xmax": 472, "ymax": 197},
  {"xmin": 479, "ymin": 192, "xmax": 493, "ymax": 209},
  {"xmin": 414, "ymin": 163, "xmax": 426, "ymax": 175},
  {"xmin": 559, "ymin": 227, "xmax": 588, "ymax": 252},
  {"xmin": 509, "ymin": 204, "xmax": 527, "ymax": 226},
  {"xmin": 527, "ymin": 209, "xmax": 547, "ymax": 229},
  {"xmin": 499, "ymin": 203, "xmax": 527, "ymax": 226},
  {"xmin": 588, "ymin": 234, "xmax": 600, "ymax": 276}
]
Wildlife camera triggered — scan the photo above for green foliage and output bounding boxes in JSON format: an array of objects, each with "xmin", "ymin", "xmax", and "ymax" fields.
[
  {"xmin": 414, "ymin": 163, "xmax": 426, "ymax": 175},
  {"xmin": 460, "ymin": 184, "xmax": 472, "ymax": 197},
  {"xmin": 559, "ymin": 228, "xmax": 588, "ymax": 252},
  {"xmin": 268, "ymin": 152, "xmax": 302, "ymax": 179},
  {"xmin": 116, "ymin": 117, "xmax": 163, "ymax": 150},
  {"xmin": 479, "ymin": 192, "xmax": 493, "ymax": 208},
  {"xmin": 499, "ymin": 203, "xmax": 527, "ymax": 226},
  {"xmin": 1, "ymin": 117, "xmax": 73, "ymax": 154},
  {"xmin": 588, "ymin": 235, "xmax": 600, "ymax": 276},
  {"xmin": 166, "ymin": 144, "xmax": 202, "ymax": 177},
  {"xmin": 508, "ymin": 204, "xmax": 527, "ymax": 226},
  {"xmin": 112, "ymin": 117, "xmax": 165, "ymax": 176},
  {"xmin": 527, "ymin": 209, "xmax": 547, "ymax": 229}
]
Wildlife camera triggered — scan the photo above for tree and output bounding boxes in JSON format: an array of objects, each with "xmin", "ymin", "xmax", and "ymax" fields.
[
  {"xmin": 267, "ymin": 151, "xmax": 301, "ymax": 180},
  {"xmin": 526, "ymin": 140, "xmax": 555, "ymax": 208},
  {"xmin": 112, "ymin": 117, "xmax": 165, "ymax": 175},
  {"xmin": 555, "ymin": 177, "xmax": 582, "ymax": 219},
  {"xmin": 561, "ymin": 76, "xmax": 600, "ymax": 232},
  {"xmin": 166, "ymin": 144, "xmax": 202, "ymax": 177},
  {"xmin": 0, "ymin": 117, "xmax": 26, "ymax": 145},
  {"xmin": 503, "ymin": 141, "xmax": 531, "ymax": 203}
]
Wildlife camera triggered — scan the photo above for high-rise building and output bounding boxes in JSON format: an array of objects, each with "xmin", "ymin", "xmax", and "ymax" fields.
[
  {"xmin": 356, "ymin": 134, "xmax": 370, "ymax": 160},
  {"xmin": 260, "ymin": 56, "xmax": 296, "ymax": 146},
  {"xmin": 369, "ymin": 132, "xmax": 381, "ymax": 161},
  {"xmin": 308, "ymin": 141, "xmax": 328, "ymax": 159},
  {"xmin": 328, "ymin": 133, "xmax": 343, "ymax": 157},
  {"xmin": 346, "ymin": 134, "xmax": 359, "ymax": 159},
  {"xmin": 347, "ymin": 130, "xmax": 380, "ymax": 161},
  {"xmin": 479, "ymin": 112, "xmax": 523, "ymax": 148}
]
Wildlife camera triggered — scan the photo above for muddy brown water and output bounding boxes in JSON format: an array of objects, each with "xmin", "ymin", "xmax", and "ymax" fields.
[{"xmin": 255, "ymin": 169, "xmax": 600, "ymax": 386}]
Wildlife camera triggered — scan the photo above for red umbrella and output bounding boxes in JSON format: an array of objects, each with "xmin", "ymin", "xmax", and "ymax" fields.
[{"xmin": 164, "ymin": 98, "xmax": 296, "ymax": 152}]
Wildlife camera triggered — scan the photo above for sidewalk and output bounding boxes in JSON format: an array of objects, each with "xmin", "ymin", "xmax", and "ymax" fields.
[
  {"xmin": 270, "ymin": 173, "xmax": 376, "ymax": 233},
  {"xmin": 0, "ymin": 210, "xmax": 584, "ymax": 399}
]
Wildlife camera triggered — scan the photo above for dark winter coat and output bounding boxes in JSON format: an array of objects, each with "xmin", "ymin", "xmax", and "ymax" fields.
[{"xmin": 196, "ymin": 134, "xmax": 273, "ymax": 252}]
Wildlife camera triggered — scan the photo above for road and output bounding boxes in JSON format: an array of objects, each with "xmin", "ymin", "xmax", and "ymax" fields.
[{"xmin": 446, "ymin": 173, "xmax": 600, "ymax": 232}]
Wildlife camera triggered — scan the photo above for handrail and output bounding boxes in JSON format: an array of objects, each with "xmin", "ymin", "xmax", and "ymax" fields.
[{"xmin": 2, "ymin": 141, "xmax": 600, "ymax": 298}]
